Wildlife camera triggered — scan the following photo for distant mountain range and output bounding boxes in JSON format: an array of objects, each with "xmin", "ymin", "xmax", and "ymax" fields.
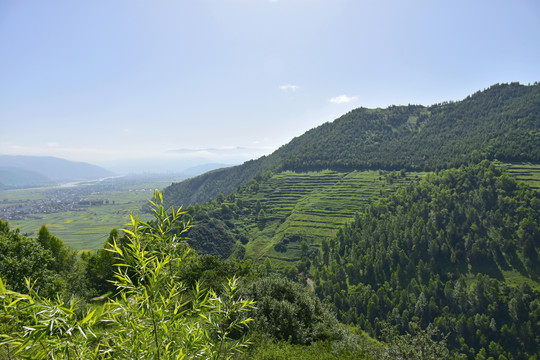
[
  {"xmin": 0, "ymin": 155, "xmax": 115, "ymax": 189},
  {"xmin": 163, "ymin": 82, "xmax": 540, "ymax": 205}
]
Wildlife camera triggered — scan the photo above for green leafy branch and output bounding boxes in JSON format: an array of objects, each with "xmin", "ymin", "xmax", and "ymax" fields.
[{"xmin": 0, "ymin": 190, "xmax": 254, "ymax": 359}]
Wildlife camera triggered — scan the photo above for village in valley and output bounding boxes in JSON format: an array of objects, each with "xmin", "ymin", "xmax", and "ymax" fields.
[{"xmin": 0, "ymin": 184, "xmax": 115, "ymax": 221}]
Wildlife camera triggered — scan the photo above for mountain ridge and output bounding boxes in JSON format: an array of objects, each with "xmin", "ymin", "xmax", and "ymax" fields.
[{"xmin": 163, "ymin": 82, "xmax": 540, "ymax": 206}]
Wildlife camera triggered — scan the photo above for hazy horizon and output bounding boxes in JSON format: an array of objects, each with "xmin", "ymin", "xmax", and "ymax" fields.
[{"xmin": 1, "ymin": 0, "xmax": 539, "ymax": 173}]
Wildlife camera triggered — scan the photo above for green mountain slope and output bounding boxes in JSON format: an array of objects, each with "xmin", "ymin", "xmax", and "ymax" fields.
[
  {"xmin": 171, "ymin": 160, "xmax": 540, "ymax": 358},
  {"xmin": 164, "ymin": 82, "xmax": 540, "ymax": 206},
  {"xmin": 164, "ymin": 156, "xmax": 283, "ymax": 206},
  {"xmin": 280, "ymin": 82, "xmax": 540, "ymax": 172},
  {"xmin": 312, "ymin": 161, "xmax": 540, "ymax": 358},
  {"xmin": 182, "ymin": 169, "xmax": 425, "ymax": 263}
]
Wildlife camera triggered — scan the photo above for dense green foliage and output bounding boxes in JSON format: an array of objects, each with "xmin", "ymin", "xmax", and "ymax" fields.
[
  {"xmin": 184, "ymin": 215, "xmax": 239, "ymax": 258},
  {"xmin": 241, "ymin": 322, "xmax": 449, "ymax": 360},
  {"xmin": 0, "ymin": 192, "xmax": 255, "ymax": 359},
  {"xmin": 312, "ymin": 161, "xmax": 540, "ymax": 358},
  {"xmin": 0, "ymin": 221, "xmax": 90, "ymax": 299},
  {"xmin": 240, "ymin": 276, "xmax": 343, "ymax": 345},
  {"xmin": 0, "ymin": 221, "xmax": 56, "ymax": 295},
  {"xmin": 164, "ymin": 82, "xmax": 540, "ymax": 205}
]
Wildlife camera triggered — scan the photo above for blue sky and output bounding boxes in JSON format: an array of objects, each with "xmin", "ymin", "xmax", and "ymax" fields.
[{"xmin": 1, "ymin": 0, "xmax": 539, "ymax": 173}]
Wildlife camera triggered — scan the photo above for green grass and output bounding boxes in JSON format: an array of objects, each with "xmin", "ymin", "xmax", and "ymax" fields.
[{"xmin": 5, "ymin": 195, "xmax": 151, "ymax": 250}]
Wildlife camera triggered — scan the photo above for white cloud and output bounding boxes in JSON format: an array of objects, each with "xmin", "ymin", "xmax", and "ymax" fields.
[
  {"xmin": 330, "ymin": 94, "xmax": 357, "ymax": 104},
  {"xmin": 280, "ymin": 84, "xmax": 299, "ymax": 92}
]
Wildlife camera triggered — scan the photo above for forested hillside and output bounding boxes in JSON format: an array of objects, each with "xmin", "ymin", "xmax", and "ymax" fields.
[
  {"xmin": 162, "ymin": 160, "xmax": 540, "ymax": 358},
  {"xmin": 163, "ymin": 156, "xmax": 283, "ymax": 206},
  {"xmin": 313, "ymin": 161, "xmax": 540, "ymax": 359},
  {"xmin": 164, "ymin": 82, "xmax": 540, "ymax": 205},
  {"xmin": 158, "ymin": 82, "xmax": 540, "ymax": 359},
  {"xmin": 280, "ymin": 83, "xmax": 540, "ymax": 171}
]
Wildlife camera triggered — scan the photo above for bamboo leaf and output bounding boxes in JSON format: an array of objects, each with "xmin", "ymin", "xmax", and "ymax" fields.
[{"xmin": 80, "ymin": 308, "xmax": 96, "ymax": 325}]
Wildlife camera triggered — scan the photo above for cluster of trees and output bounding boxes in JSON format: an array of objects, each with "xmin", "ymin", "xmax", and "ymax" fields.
[
  {"xmin": 175, "ymin": 192, "xmax": 253, "ymax": 259},
  {"xmin": 165, "ymin": 179, "xmax": 275, "ymax": 260},
  {"xmin": 163, "ymin": 82, "xmax": 540, "ymax": 205},
  {"xmin": 0, "ymin": 221, "xmax": 89, "ymax": 299},
  {"xmin": 312, "ymin": 161, "xmax": 540, "ymax": 358}
]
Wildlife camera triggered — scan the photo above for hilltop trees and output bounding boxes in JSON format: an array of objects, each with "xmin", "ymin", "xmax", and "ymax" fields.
[
  {"xmin": 0, "ymin": 221, "xmax": 58, "ymax": 296},
  {"xmin": 279, "ymin": 83, "xmax": 540, "ymax": 172},
  {"xmin": 37, "ymin": 225, "xmax": 68, "ymax": 271},
  {"xmin": 0, "ymin": 220, "xmax": 86, "ymax": 298}
]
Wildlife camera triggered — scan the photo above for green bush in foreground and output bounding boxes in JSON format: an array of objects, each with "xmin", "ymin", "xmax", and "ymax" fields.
[
  {"xmin": 240, "ymin": 276, "xmax": 343, "ymax": 345},
  {"xmin": 0, "ymin": 191, "xmax": 254, "ymax": 359},
  {"xmin": 241, "ymin": 323, "xmax": 450, "ymax": 360}
]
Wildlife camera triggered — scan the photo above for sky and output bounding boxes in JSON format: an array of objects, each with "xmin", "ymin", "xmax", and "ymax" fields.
[{"xmin": 1, "ymin": 0, "xmax": 539, "ymax": 173}]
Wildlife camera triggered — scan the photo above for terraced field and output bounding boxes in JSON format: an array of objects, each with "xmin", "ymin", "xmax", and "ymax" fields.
[
  {"xmin": 238, "ymin": 170, "xmax": 426, "ymax": 266},
  {"xmin": 506, "ymin": 163, "xmax": 540, "ymax": 190}
]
